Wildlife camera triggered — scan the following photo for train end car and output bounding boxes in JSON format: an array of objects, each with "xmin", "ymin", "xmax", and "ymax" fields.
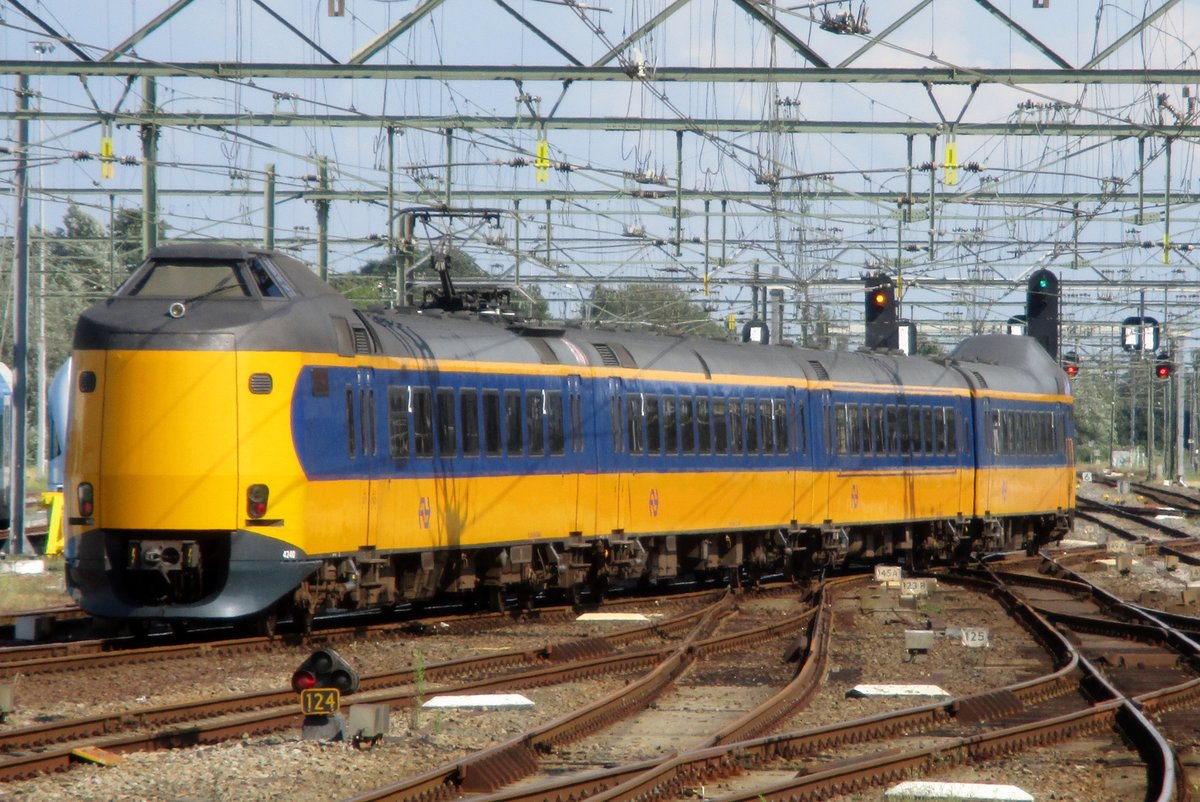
[
  {"xmin": 951, "ymin": 334, "xmax": 1075, "ymax": 553},
  {"xmin": 63, "ymin": 243, "xmax": 355, "ymax": 625}
]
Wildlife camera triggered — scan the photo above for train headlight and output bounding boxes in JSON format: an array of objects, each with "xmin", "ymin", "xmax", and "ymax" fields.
[
  {"xmin": 77, "ymin": 483, "xmax": 94, "ymax": 518},
  {"xmin": 247, "ymin": 484, "xmax": 269, "ymax": 519}
]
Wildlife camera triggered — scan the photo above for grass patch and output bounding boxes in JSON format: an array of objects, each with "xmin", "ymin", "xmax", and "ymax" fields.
[{"xmin": 0, "ymin": 555, "xmax": 72, "ymax": 614}]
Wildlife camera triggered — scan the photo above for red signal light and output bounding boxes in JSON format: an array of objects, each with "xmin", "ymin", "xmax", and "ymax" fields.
[
  {"xmin": 247, "ymin": 484, "xmax": 269, "ymax": 519},
  {"xmin": 1156, "ymin": 363, "xmax": 1172, "ymax": 380},
  {"xmin": 291, "ymin": 670, "xmax": 318, "ymax": 692},
  {"xmin": 77, "ymin": 483, "xmax": 94, "ymax": 518},
  {"xmin": 1064, "ymin": 364, "xmax": 1078, "ymax": 377}
]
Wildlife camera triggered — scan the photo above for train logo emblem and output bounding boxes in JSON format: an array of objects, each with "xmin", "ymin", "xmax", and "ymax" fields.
[
  {"xmin": 417, "ymin": 497, "xmax": 431, "ymax": 529},
  {"xmin": 648, "ymin": 489, "xmax": 660, "ymax": 517}
]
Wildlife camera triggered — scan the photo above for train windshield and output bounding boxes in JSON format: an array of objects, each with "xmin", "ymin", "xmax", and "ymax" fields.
[{"xmin": 124, "ymin": 259, "xmax": 252, "ymax": 299}]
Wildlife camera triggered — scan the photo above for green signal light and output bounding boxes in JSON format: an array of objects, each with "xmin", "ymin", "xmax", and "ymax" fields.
[{"xmin": 1037, "ymin": 278, "xmax": 1048, "ymax": 288}]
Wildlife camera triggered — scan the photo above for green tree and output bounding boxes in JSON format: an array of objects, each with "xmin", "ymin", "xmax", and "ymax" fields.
[{"xmin": 587, "ymin": 284, "xmax": 726, "ymax": 339}]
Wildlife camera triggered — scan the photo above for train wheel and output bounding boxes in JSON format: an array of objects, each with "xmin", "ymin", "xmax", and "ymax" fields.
[
  {"xmin": 516, "ymin": 584, "xmax": 535, "ymax": 614},
  {"xmin": 258, "ymin": 610, "xmax": 278, "ymax": 639},
  {"xmin": 486, "ymin": 586, "xmax": 505, "ymax": 613},
  {"xmin": 295, "ymin": 606, "xmax": 314, "ymax": 636},
  {"xmin": 589, "ymin": 576, "xmax": 608, "ymax": 604}
]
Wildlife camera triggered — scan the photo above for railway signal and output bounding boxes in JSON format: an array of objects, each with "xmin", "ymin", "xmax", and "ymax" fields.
[
  {"xmin": 864, "ymin": 273, "xmax": 898, "ymax": 349},
  {"xmin": 1061, "ymin": 351, "xmax": 1079, "ymax": 378},
  {"xmin": 292, "ymin": 647, "xmax": 360, "ymax": 695},
  {"xmin": 1155, "ymin": 351, "xmax": 1173, "ymax": 381},
  {"xmin": 1025, "ymin": 268, "xmax": 1059, "ymax": 359}
]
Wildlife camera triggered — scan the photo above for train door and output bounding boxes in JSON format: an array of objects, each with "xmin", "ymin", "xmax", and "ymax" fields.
[
  {"xmin": 607, "ymin": 377, "xmax": 629, "ymax": 533},
  {"xmin": 809, "ymin": 390, "xmax": 831, "ymax": 524},
  {"xmin": 975, "ymin": 396, "xmax": 992, "ymax": 518},
  {"xmin": 568, "ymin": 375, "xmax": 596, "ymax": 534},
  {"xmin": 355, "ymin": 367, "xmax": 378, "ymax": 548},
  {"xmin": 788, "ymin": 387, "xmax": 802, "ymax": 524}
]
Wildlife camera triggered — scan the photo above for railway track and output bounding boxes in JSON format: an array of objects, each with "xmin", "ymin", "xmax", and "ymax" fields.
[
  {"xmin": 0, "ymin": 586, "xmax": 812, "ymax": 781},
  {"xmin": 10, "ymin": 543, "xmax": 1200, "ymax": 801},
  {"xmin": 0, "ymin": 587, "xmax": 734, "ymax": 676},
  {"xmin": 346, "ymin": 569, "xmax": 1193, "ymax": 802}
]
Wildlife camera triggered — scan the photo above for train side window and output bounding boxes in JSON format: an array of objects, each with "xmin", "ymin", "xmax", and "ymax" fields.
[
  {"xmin": 436, "ymin": 388, "xmax": 457, "ymax": 457},
  {"xmin": 848, "ymin": 404, "xmax": 862, "ymax": 455},
  {"xmin": 759, "ymin": 400, "xmax": 773, "ymax": 454},
  {"xmin": 611, "ymin": 395, "xmax": 624, "ymax": 453},
  {"xmin": 663, "ymin": 396, "xmax": 678, "ymax": 455},
  {"xmin": 835, "ymin": 404, "xmax": 848, "ymax": 456},
  {"xmin": 363, "ymin": 388, "xmax": 376, "ymax": 456},
  {"xmin": 867, "ymin": 404, "xmax": 879, "ymax": 455},
  {"xmin": 413, "ymin": 388, "xmax": 433, "ymax": 457},
  {"xmin": 680, "ymin": 397, "xmax": 696, "ymax": 454},
  {"xmin": 526, "ymin": 390, "xmax": 545, "ymax": 456},
  {"xmin": 946, "ymin": 408, "xmax": 957, "ymax": 454},
  {"xmin": 888, "ymin": 403, "xmax": 897, "ymax": 453},
  {"xmin": 570, "ymin": 393, "xmax": 584, "ymax": 453},
  {"xmin": 773, "ymin": 400, "xmax": 788, "ymax": 454},
  {"xmin": 461, "ymin": 389, "xmax": 480, "ymax": 457},
  {"xmin": 483, "ymin": 390, "xmax": 502, "ymax": 456},
  {"xmin": 729, "ymin": 399, "xmax": 744, "ymax": 454},
  {"xmin": 871, "ymin": 405, "xmax": 885, "ymax": 456},
  {"xmin": 697, "ymin": 398, "xmax": 712, "ymax": 454},
  {"xmin": 626, "ymin": 394, "xmax": 644, "ymax": 455},
  {"xmin": 345, "ymin": 386, "xmax": 357, "ymax": 458},
  {"xmin": 795, "ymin": 403, "xmax": 807, "ymax": 455},
  {"xmin": 388, "ymin": 386, "xmax": 410, "ymax": 461},
  {"xmin": 504, "ymin": 390, "xmax": 523, "ymax": 456},
  {"xmin": 547, "ymin": 390, "xmax": 565, "ymax": 456},
  {"xmin": 990, "ymin": 410, "xmax": 1001, "ymax": 455},
  {"xmin": 645, "ymin": 396, "xmax": 662, "ymax": 455},
  {"xmin": 249, "ymin": 257, "xmax": 288, "ymax": 298},
  {"xmin": 922, "ymin": 408, "xmax": 934, "ymax": 456},
  {"xmin": 743, "ymin": 399, "xmax": 759, "ymax": 454},
  {"xmin": 712, "ymin": 398, "xmax": 728, "ymax": 454},
  {"xmin": 894, "ymin": 405, "xmax": 907, "ymax": 455},
  {"xmin": 909, "ymin": 408, "xmax": 921, "ymax": 455},
  {"xmin": 936, "ymin": 403, "xmax": 945, "ymax": 453},
  {"xmin": 744, "ymin": 398, "xmax": 753, "ymax": 453}
]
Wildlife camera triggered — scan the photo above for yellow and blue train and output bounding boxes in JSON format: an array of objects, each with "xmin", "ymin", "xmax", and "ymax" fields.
[{"xmin": 63, "ymin": 244, "xmax": 1075, "ymax": 627}]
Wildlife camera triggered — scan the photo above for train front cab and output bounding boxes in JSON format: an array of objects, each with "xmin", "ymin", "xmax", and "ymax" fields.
[{"xmin": 64, "ymin": 251, "xmax": 323, "ymax": 623}]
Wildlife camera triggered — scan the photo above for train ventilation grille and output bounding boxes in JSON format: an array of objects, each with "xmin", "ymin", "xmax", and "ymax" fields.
[
  {"xmin": 352, "ymin": 328, "xmax": 371, "ymax": 354},
  {"xmin": 593, "ymin": 343, "xmax": 621, "ymax": 367},
  {"xmin": 249, "ymin": 373, "xmax": 273, "ymax": 394},
  {"xmin": 972, "ymin": 371, "xmax": 988, "ymax": 388},
  {"xmin": 807, "ymin": 360, "xmax": 830, "ymax": 381}
]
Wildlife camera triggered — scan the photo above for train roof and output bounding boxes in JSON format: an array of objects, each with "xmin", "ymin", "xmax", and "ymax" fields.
[
  {"xmin": 950, "ymin": 335, "xmax": 1069, "ymax": 396},
  {"xmin": 78, "ymin": 246, "xmax": 1069, "ymax": 401}
]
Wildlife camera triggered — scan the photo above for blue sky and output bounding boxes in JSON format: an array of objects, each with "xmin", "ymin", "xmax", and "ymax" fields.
[{"xmin": 1, "ymin": 1, "xmax": 1198, "ymax": 352}]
